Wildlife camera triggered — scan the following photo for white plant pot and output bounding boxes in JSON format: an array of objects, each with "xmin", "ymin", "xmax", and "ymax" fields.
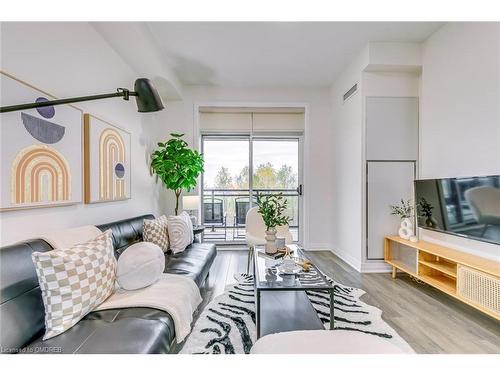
[{"xmin": 265, "ymin": 228, "xmax": 278, "ymax": 254}]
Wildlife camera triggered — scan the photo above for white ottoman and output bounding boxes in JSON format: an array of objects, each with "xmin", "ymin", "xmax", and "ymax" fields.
[{"xmin": 250, "ymin": 330, "xmax": 408, "ymax": 354}]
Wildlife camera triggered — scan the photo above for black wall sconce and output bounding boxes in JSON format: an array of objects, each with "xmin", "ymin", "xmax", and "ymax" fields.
[{"xmin": 0, "ymin": 78, "xmax": 164, "ymax": 113}]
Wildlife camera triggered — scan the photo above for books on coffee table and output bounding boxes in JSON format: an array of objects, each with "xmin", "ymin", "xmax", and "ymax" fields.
[{"xmin": 256, "ymin": 245, "xmax": 296, "ymax": 260}]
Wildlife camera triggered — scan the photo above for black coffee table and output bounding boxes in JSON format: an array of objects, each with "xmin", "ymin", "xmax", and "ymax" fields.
[{"xmin": 253, "ymin": 245, "xmax": 335, "ymax": 338}]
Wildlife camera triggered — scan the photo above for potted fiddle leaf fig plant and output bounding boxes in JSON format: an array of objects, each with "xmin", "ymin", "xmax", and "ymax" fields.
[
  {"xmin": 150, "ymin": 133, "xmax": 204, "ymax": 215},
  {"xmin": 256, "ymin": 192, "xmax": 291, "ymax": 254}
]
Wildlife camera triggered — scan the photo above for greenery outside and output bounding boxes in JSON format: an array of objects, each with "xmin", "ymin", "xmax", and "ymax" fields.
[
  {"xmin": 209, "ymin": 162, "xmax": 297, "ymax": 190},
  {"xmin": 203, "ymin": 163, "xmax": 298, "ymax": 226}
]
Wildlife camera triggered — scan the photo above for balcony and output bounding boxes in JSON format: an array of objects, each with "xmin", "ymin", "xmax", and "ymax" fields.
[{"xmin": 202, "ymin": 188, "xmax": 299, "ymax": 243}]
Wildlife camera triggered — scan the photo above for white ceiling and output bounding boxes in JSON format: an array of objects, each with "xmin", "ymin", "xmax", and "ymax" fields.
[{"xmin": 145, "ymin": 22, "xmax": 443, "ymax": 87}]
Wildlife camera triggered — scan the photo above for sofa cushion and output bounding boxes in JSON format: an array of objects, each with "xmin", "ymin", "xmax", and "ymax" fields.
[
  {"xmin": 24, "ymin": 308, "xmax": 174, "ymax": 354},
  {"xmin": 0, "ymin": 239, "xmax": 52, "ymax": 351},
  {"xmin": 96, "ymin": 214, "xmax": 155, "ymax": 257},
  {"xmin": 164, "ymin": 242, "xmax": 216, "ymax": 287}
]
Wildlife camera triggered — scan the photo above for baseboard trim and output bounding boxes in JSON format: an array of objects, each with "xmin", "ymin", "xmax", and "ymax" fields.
[
  {"xmin": 307, "ymin": 243, "xmax": 331, "ymax": 251},
  {"xmin": 361, "ymin": 261, "xmax": 392, "ymax": 273},
  {"xmin": 328, "ymin": 248, "xmax": 392, "ymax": 274},
  {"xmin": 329, "ymin": 248, "xmax": 362, "ymax": 273}
]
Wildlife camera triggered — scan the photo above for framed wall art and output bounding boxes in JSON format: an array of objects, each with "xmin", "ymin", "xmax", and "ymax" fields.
[
  {"xmin": 0, "ymin": 71, "xmax": 83, "ymax": 211},
  {"xmin": 84, "ymin": 113, "xmax": 131, "ymax": 203}
]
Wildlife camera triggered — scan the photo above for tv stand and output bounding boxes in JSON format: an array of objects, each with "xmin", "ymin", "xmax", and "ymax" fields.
[{"xmin": 384, "ymin": 236, "xmax": 500, "ymax": 321}]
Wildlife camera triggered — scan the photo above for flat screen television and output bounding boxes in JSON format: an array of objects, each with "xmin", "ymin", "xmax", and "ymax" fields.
[{"xmin": 414, "ymin": 175, "xmax": 500, "ymax": 245}]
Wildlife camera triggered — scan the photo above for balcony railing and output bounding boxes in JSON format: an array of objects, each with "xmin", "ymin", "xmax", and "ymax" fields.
[{"xmin": 202, "ymin": 188, "xmax": 299, "ymax": 243}]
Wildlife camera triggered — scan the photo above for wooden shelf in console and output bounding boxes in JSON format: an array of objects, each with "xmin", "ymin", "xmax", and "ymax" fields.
[
  {"xmin": 384, "ymin": 236, "xmax": 500, "ymax": 321},
  {"xmin": 385, "ymin": 259, "xmax": 415, "ymax": 277},
  {"xmin": 385, "ymin": 236, "xmax": 499, "ymax": 276},
  {"xmin": 418, "ymin": 260, "xmax": 457, "ymax": 278},
  {"xmin": 418, "ymin": 274, "xmax": 456, "ymax": 295}
]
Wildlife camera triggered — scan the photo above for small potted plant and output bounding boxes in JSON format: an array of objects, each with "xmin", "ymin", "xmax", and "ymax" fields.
[
  {"xmin": 389, "ymin": 199, "xmax": 415, "ymax": 239},
  {"xmin": 256, "ymin": 193, "xmax": 291, "ymax": 254},
  {"xmin": 150, "ymin": 133, "xmax": 204, "ymax": 215},
  {"xmin": 390, "ymin": 199, "xmax": 414, "ymax": 220},
  {"xmin": 418, "ymin": 197, "xmax": 438, "ymax": 228}
]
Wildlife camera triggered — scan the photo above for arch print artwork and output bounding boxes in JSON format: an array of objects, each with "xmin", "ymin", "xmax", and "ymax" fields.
[
  {"xmin": 0, "ymin": 72, "xmax": 83, "ymax": 211},
  {"xmin": 84, "ymin": 114, "xmax": 131, "ymax": 203},
  {"xmin": 12, "ymin": 145, "xmax": 71, "ymax": 204},
  {"xmin": 99, "ymin": 128, "xmax": 126, "ymax": 200}
]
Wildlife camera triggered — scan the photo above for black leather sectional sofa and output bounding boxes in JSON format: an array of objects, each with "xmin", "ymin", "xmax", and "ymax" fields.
[{"xmin": 0, "ymin": 214, "xmax": 217, "ymax": 354}]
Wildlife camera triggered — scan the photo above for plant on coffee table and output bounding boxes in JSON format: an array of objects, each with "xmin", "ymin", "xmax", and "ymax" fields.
[{"xmin": 256, "ymin": 193, "xmax": 290, "ymax": 254}]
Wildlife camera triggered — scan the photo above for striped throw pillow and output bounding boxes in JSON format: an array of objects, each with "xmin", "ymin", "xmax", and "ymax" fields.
[
  {"xmin": 167, "ymin": 211, "xmax": 193, "ymax": 254},
  {"xmin": 32, "ymin": 230, "xmax": 116, "ymax": 340}
]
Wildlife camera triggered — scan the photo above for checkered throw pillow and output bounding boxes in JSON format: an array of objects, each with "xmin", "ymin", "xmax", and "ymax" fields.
[
  {"xmin": 143, "ymin": 215, "xmax": 169, "ymax": 252},
  {"xmin": 32, "ymin": 230, "xmax": 116, "ymax": 340}
]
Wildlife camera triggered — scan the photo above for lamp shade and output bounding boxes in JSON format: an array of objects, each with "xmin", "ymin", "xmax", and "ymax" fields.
[
  {"xmin": 182, "ymin": 195, "xmax": 200, "ymax": 211},
  {"xmin": 134, "ymin": 78, "xmax": 164, "ymax": 112}
]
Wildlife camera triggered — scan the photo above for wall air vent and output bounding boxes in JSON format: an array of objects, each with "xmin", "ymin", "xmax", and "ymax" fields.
[{"xmin": 343, "ymin": 83, "xmax": 358, "ymax": 103}]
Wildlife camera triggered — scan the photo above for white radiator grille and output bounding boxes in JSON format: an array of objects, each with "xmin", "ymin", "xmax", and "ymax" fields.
[{"xmin": 457, "ymin": 265, "xmax": 500, "ymax": 317}]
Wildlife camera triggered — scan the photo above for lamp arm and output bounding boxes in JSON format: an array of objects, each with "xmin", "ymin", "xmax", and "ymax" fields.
[{"xmin": 0, "ymin": 88, "xmax": 138, "ymax": 113}]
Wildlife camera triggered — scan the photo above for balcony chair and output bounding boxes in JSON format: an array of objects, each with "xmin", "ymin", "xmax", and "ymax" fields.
[
  {"xmin": 233, "ymin": 196, "xmax": 257, "ymax": 240},
  {"xmin": 464, "ymin": 186, "xmax": 500, "ymax": 236},
  {"xmin": 203, "ymin": 197, "xmax": 227, "ymax": 241}
]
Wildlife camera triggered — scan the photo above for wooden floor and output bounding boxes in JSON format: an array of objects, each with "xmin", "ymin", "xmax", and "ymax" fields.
[{"xmin": 195, "ymin": 249, "xmax": 500, "ymax": 354}]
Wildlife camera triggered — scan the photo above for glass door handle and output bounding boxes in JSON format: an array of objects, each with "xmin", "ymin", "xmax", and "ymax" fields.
[{"xmin": 296, "ymin": 184, "xmax": 303, "ymax": 196}]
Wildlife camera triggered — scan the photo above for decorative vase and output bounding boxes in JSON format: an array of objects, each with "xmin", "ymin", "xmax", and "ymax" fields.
[
  {"xmin": 398, "ymin": 218, "xmax": 414, "ymax": 240},
  {"xmin": 425, "ymin": 217, "xmax": 438, "ymax": 228},
  {"xmin": 265, "ymin": 228, "xmax": 278, "ymax": 254}
]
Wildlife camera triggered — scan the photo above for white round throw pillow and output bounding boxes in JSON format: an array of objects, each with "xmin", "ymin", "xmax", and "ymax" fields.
[{"xmin": 116, "ymin": 242, "xmax": 165, "ymax": 290}]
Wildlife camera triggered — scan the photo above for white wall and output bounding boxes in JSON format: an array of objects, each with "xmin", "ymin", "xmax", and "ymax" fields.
[
  {"xmin": 151, "ymin": 85, "xmax": 335, "ymax": 250},
  {"xmin": 329, "ymin": 48, "xmax": 368, "ymax": 271},
  {"xmin": 367, "ymin": 42, "xmax": 422, "ymax": 71},
  {"xmin": 0, "ymin": 22, "xmax": 162, "ymax": 246},
  {"xmin": 331, "ymin": 29, "xmax": 500, "ymax": 269},
  {"xmin": 419, "ymin": 22, "xmax": 500, "ymax": 260},
  {"xmin": 361, "ymin": 71, "xmax": 420, "ymax": 272},
  {"xmin": 330, "ymin": 46, "xmax": 422, "ymax": 272}
]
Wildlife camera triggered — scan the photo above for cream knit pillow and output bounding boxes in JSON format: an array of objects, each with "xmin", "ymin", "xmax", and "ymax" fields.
[{"xmin": 167, "ymin": 212, "xmax": 193, "ymax": 254}]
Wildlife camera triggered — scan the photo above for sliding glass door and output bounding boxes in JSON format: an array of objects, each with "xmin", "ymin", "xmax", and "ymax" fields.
[
  {"xmin": 201, "ymin": 137, "xmax": 250, "ymax": 242},
  {"xmin": 201, "ymin": 135, "xmax": 301, "ymax": 244},
  {"xmin": 251, "ymin": 138, "xmax": 300, "ymax": 241}
]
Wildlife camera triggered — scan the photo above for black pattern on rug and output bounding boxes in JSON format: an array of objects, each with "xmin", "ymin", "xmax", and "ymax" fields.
[{"xmin": 180, "ymin": 272, "xmax": 413, "ymax": 354}]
